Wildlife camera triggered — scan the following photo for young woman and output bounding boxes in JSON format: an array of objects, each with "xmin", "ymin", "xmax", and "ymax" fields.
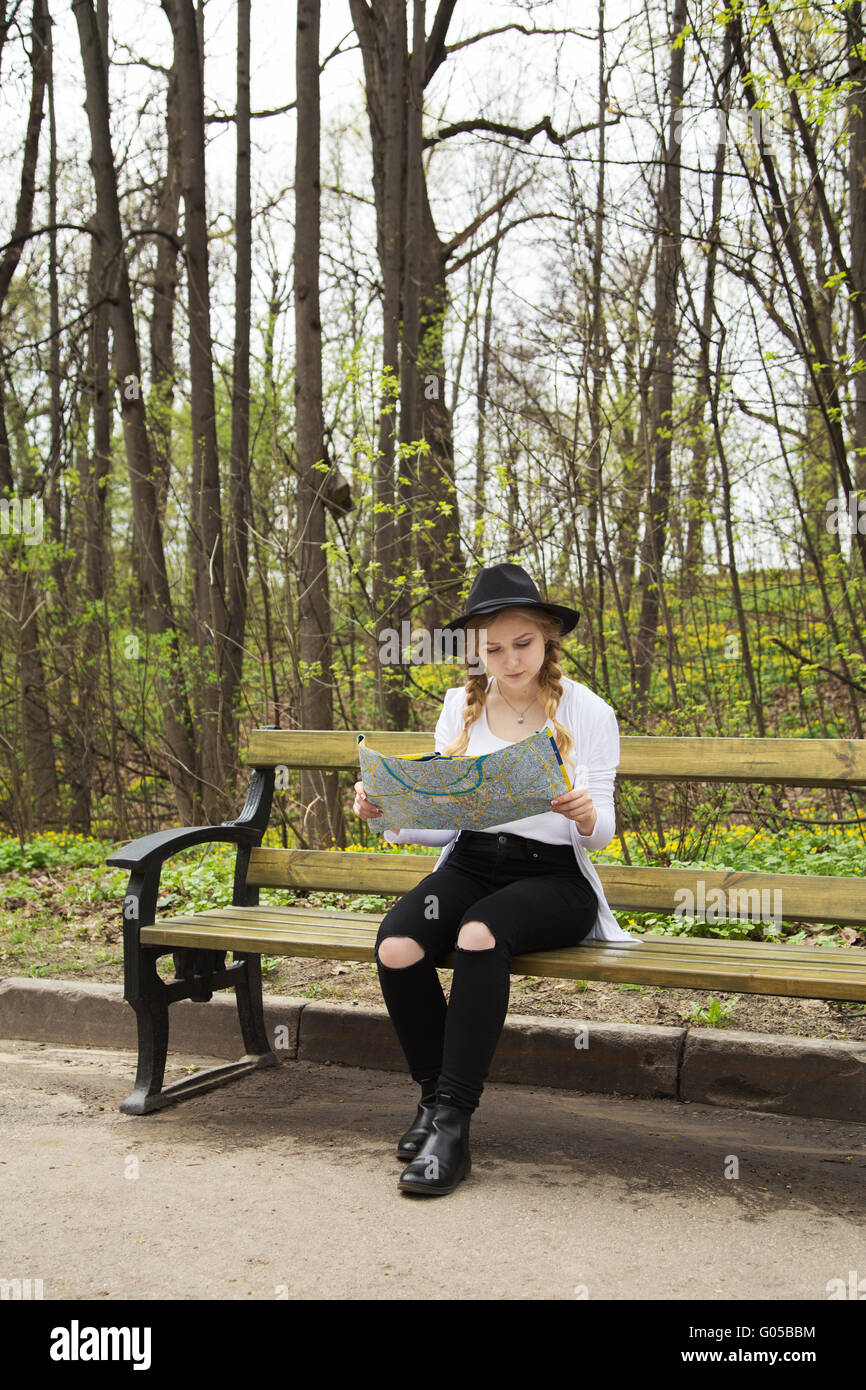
[{"xmin": 352, "ymin": 562, "xmax": 634, "ymax": 1197}]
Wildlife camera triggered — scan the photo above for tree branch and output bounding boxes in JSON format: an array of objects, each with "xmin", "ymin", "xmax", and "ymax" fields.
[
  {"xmin": 204, "ymin": 32, "xmax": 356, "ymax": 124},
  {"xmin": 424, "ymin": 0, "xmax": 459, "ymax": 86},
  {"xmin": 0, "ymin": 221, "xmax": 96, "ymax": 256},
  {"xmin": 446, "ymin": 211, "xmax": 552, "ymax": 276},
  {"xmin": 769, "ymin": 637, "xmax": 866, "ymax": 696},
  {"xmin": 445, "ymin": 23, "xmax": 595, "ymax": 56},
  {"xmin": 441, "ymin": 176, "xmax": 531, "ymax": 257},
  {"xmin": 424, "ymin": 113, "xmax": 621, "ymax": 150},
  {"xmin": 205, "ymin": 99, "xmax": 296, "ymax": 125}
]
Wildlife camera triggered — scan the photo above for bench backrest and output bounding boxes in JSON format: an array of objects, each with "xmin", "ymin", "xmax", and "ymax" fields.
[
  {"xmin": 246, "ymin": 730, "xmax": 866, "ymax": 788},
  {"xmin": 237, "ymin": 731, "xmax": 866, "ymax": 929}
]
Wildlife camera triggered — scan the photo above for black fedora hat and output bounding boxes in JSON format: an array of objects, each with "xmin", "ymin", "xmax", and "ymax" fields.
[{"xmin": 443, "ymin": 563, "xmax": 580, "ymax": 636}]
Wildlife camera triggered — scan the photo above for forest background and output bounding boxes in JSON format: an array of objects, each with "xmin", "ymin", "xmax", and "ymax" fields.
[{"xmin": 1, "ymin": 0, "xmax": 865, "ymax": 870}]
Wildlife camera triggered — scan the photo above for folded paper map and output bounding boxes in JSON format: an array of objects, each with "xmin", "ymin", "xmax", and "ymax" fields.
[{"xmin": 358, "ymin": 726, "xmax": 572, "ymax": 833}]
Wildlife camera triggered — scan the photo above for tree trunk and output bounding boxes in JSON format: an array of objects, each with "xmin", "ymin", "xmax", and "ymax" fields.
[
  {"xmin": 376, "ymin": 0, "xmax": 408, "ymax": 724},
  {"xmin": 45, "ymin": 0, "xmax": 92, "ymax": 828},
  {"xmin": 682, "ymin": 27, "xmax": 730, "ymax": 594},
  {"xmin": 473, "ymin": 228, "xmax": 502, "ymax": 557},
  {"xmin": 849, "ymin": 1, "xmax": 866, "ymax": 499},
  {"xmin": 415, "ymin": 189, "xmax": 464, "ymax": 628},
  {"xmin": 294, "ymin": 0, "xmax": 342, "ymax": 845},
  {"xmin": 226, "ymin": 0, "xmax": 251, "ymax": 763},
  {"xmin": 728, "ymin": 7, "xmax": 866, "ymax": 582},
  {"xmin": 633, "ymin": 0, "xmax": 686, "ymax": 714},
  {"xmin": 149, "ymin": 45, "xmax": 182, "ymax": 519},
  {"xmin": 161, "ymin": 0, "xmax": 234, "ymax": 820},
  {"xmin": 397, "ymin": 0, "xmax": 423, "ymax": 576},
  {"xmin": 584, "ymin": 0, "xmax": 608, "ymax": 617},
  {"xmin": 73, "ymin": 0, "xmax": 199, "ymax": 821},
  {"xmin": 0, "ymin": 0, "xmax": 58, "ymax": 828},
  {"xmin": 69, "ymin": 0, "xmax": 112, "ymax": 833},
  {"xmin": 350, "ymin": 0, "xmax": 463, "ymax": 646}
]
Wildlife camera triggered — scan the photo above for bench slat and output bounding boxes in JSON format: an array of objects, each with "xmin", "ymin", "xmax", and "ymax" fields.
[
  {"xmin": 245, "ymin": 729, "xmax": 866, "ymax": 787},
  {"xmin": 248, "ymin": 848, "xmax": 434, "ymax": 892},
  {"xmin": 149, "ymin": 923, "xmax": 865, "ymax": 975},
  {"xmin": 146, "ymin": 912, "xmax": 861, "ymax": 971},
  {"xmin": 153, "ymin": 903, "xmax": 864, "ymax": 964},
  {"xmin": 246, "ymin": 849, "xmax": 865, "ymax": 925},
  {"xmin": 141, "ymin": 908, "xmax": 866, "ymax": 999}
]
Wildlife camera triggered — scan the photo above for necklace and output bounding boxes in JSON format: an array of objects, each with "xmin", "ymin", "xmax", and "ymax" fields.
[{"xmin": 495, "ymin": 678, "xmax": 540, "ymax": 724}]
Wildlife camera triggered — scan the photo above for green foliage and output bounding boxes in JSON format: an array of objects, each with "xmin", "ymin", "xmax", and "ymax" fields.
[
  {"xmin": 343, "ymin": 892, "xmax": 392, "ymax": 912},
  {"xmin": 3, "ymin": 822, "xmax": 860, "ymax": 953},
  {"xmin": 0, "ymin": 834, "xmax": 113, "ymax": 873},
  {"xmin": 596, "ymin": 822, "xmax": 865, "ymax": 942},
  {"xmin": 683, "ymin": 996, "xmax": 740, "ymax": 1026}
]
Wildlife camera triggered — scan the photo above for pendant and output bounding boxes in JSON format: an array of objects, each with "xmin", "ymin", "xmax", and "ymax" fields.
[{"xmin": 517, "ymin": 715, "xmax": 524, "ymax": 723}]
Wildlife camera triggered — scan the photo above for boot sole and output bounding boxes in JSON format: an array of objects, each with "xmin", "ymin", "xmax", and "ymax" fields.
[
  {"xmin": 398, "ymin": 1176, "xmax": 466, "ymax": 1196},
  {"xmin": 397, "ymin": 1158, "xmax": 471, "ymax": 1196}
]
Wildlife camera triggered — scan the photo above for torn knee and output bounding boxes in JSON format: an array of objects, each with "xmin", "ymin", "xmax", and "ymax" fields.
[
  {"xmin": 376, "ymin": 935, "xmax": 425, "ymax": 969},
  {"xmin": 457, "ymin": 919, "xmax": 496, "ymax": 951}
]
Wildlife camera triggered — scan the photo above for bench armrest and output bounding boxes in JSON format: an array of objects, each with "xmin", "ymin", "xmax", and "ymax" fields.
[{"xmin": 106, "ymin": 824, "xmax": 263, "ymax": 872}]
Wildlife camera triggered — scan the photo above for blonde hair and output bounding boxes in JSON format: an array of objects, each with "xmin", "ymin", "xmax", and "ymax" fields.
[{"xmin": 443, "ymin": 605, "xmax": 574, "ymax": 769}]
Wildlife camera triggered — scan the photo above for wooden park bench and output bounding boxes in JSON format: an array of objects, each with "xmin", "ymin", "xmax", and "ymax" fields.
[{"xmin": 106, "ymin": 728, "xmax": 866, "ymax": 1114}]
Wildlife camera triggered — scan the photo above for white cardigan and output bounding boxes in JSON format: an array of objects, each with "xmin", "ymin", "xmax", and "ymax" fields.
[{"xmin": 382, "ymin": 674, "xmax": 637, "ymax": 943}]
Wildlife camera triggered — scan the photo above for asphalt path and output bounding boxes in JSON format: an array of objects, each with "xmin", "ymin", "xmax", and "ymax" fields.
[{"xmin": 2, "ymin": 1037, "xmax": 865, "ymax": 1303}]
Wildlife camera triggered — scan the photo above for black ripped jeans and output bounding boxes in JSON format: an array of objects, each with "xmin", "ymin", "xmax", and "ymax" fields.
[{"xmin": 374, "ymin": 829, "xmax": 598, "ymax": 1113}]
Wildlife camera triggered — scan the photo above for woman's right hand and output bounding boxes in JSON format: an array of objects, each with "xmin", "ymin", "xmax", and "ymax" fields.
[{"xmin": 353, "ymin": 780, "xmax": 384, "ymax": 820}]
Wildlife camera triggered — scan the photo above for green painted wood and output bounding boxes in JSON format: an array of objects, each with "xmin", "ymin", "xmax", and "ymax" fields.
[
  {"xmin": 245, "ymin": 849, "xmax": 865, "ymax": 926},
  {"xmin": 244, "ymin": 729, "xmax": 866, "ymax": 787},
  {"xmin": 149, "ymin": 903, "xmax": 865, "ymax": 966},
  {"xmin": 140, "ymin": 907, "xmax": 866, "ymax": 1000},
  {"xmin": 138, "ymin": 728, "xmax": 866, "ymax": 1006}
]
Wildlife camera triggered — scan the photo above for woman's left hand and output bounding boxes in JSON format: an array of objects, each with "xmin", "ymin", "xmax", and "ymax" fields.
[{"xmin": 551, "ymin": 787, "xmax": 597, "ymax": 835}]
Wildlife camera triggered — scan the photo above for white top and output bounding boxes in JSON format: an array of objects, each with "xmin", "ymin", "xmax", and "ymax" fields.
[
  {"xmin": 382, "ymin": 674, "xmax": 637, "ymax": 943},
  {"xmin": 457, "ymin": 703, "xmax": 573, "ymax": 843}
]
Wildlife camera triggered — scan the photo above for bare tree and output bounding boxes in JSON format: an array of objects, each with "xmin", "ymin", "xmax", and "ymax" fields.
[
  {"xmin": 227, "ymin": 0, "xmax": 252, "ymax": 765},
  {"xmin": 633, "ymin": 0, "xmax": 687, "ymax": 712},
  {"xmin": 73, "ymin": 0, "xmax": 199, "ymax": 820},
  {"xmin": 294, "ymin": 0, "xmax": 342, "ymax": 844},
  {"xmin": 0, "ymin": 0, "xmax": 57, "ymax": 828}
]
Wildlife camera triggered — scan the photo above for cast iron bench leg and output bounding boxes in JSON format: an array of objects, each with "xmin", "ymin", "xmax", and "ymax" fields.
[
  {"xmin": 234, "ymin": 951, "xmax": 274, "ymax": 1057},
  {"xmin": 122, "ymin": 946, "xmax": 170, "ymax": 1115},
  {"xmin": 121, "ymin": 945, "xmax": 278, "ymax": 1115},
  {"xmin": 115, "ymin": 776, "xmax": 280, "ymax": 1114}
]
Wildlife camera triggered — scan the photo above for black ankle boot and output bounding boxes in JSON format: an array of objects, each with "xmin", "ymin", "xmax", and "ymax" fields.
[
  {"xmin": 396, "ymin": 1087, "xmax": 439, "ymax": 1161},
  {"xmin": 398, "ymin": 1099, "xmax": 472, "ymax": 1196}
]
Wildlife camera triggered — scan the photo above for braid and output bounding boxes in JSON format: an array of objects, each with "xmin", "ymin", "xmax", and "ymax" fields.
[
  {"xmin": 443, "ymin": 669, "xmax": 488, "ymax": 756},
  {"xmin": 537, "ymin": 643, "xmax": 574, "ymax": 771}
]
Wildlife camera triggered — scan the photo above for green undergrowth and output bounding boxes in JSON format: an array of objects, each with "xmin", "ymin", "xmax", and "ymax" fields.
[{"xmin": 0, "ymin": 823, "xmax": 862, "ymax": 948}]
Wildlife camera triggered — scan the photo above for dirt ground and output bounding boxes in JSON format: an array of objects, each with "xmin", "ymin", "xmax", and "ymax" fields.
[{"xmin": 1, "ymin": 1037, "xmax": 865, "ymax": 1303}]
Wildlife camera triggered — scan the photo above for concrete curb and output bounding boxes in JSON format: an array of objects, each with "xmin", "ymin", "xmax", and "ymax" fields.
[{"xmin": 1, "ymin": 976, "xmax": 864, "ymax": 1124}]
